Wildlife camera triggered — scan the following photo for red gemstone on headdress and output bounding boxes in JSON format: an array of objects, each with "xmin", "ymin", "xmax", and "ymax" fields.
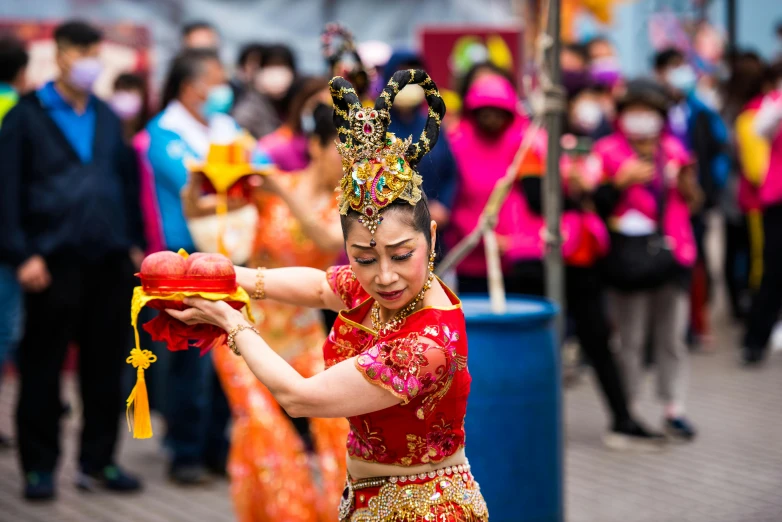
[
  {"xmin": 365, "ymin": 208, "xmax": 374, "ymax": 216},
  {"xmin": 363, "ymin": 123, "xmax": 373, "ymax": 134}
]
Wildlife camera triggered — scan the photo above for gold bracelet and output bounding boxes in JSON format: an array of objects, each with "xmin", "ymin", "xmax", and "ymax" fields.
[
  {"xmin": 252, "ymin": 267, "xmax": 266, "ymax": 300},
  {"xmin": 226, "ymin": 324, "xmax": 260, "ymax": 356}
]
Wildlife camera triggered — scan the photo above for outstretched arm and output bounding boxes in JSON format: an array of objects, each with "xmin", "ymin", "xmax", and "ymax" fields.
[
  {"xmin": 234, "ymin": 266, "xmax": 345, "ymax": 312},
  {"xmin": 167, "ymin": 297, "xmax": 402, "ymax": 418}
]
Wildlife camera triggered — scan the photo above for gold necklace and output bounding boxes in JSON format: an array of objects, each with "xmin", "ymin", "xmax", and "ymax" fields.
[{"xmin": 371, "ymin": 271, "xmax": 434, "ymax": 334}]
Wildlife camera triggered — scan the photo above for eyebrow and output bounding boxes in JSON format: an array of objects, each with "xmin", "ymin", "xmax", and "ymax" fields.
[{"xmin": 350, "ymin": 238, "xmax": 414, "ymax": 250}]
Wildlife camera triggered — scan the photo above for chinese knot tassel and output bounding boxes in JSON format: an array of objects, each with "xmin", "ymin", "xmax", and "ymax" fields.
[{"xmin": 125, "ymin": 347, "xmax": 157, "ymax": 439}]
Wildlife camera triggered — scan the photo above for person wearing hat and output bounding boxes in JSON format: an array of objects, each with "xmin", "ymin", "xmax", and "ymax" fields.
[{"xmin": 592, "ymin": 78, "xmax": 702, "ymax": 442}]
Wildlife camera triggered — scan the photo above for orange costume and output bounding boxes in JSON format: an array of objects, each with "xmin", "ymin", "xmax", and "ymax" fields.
[{"xmin": 212, "ymin": 179, "xmax": 348, "ymax": 522}]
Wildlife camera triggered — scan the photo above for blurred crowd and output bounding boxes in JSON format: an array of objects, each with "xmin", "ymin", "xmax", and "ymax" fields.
[{"xmin": 0, "ymin": 15, "xmax": 782, "ymax": 519}]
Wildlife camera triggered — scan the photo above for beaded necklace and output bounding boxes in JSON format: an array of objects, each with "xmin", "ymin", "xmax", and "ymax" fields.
[{"xmin": 370, "ymin": 271, "xmax": 434, "ymax": 335}]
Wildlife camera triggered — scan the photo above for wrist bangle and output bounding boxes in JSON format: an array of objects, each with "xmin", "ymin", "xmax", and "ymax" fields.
[
  {"xmin": 226, "ymin": 324, "xmax": 260, "ymax": 356},
  {"xmin": 252, "ymin": 267, "xmax": 266, "ymax": 300}
]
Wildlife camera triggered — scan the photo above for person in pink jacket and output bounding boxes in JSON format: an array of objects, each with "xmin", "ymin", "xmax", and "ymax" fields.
[
  {"xmin": 516, "ymin": 83, "xmax": 666, "ymax": 449},
  {"xmin": 592, "ymin": 79, "xmax": 702, "ymax": 442},
  {"xmin": 742, "ymin": 62, "xmax": 782, "ymax": 364},
  {"xmin": 446, "ymin": 73, "xmax": 528, "ymax": 292}
]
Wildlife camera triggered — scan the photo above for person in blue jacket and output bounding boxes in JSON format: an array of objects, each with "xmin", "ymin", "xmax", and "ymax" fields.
[
  {"xmin": 0, "ymin": 21, "xmax": 144, "ymax": 500},
  {"xmin": 138, "ymin": 48, "xmax": 235, "ymax": 486}
]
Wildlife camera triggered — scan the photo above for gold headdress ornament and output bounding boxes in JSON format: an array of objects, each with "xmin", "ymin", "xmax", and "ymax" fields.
[{"xmin": 329, "ymin": 69, "xmax": 446, "ymax": 234}]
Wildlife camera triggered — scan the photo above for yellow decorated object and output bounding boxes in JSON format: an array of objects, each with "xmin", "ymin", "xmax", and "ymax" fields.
[
  {"xmin": 125, "ymin": 249, "xmax": 254, "ymax": 439},
  {"xmin": 185, "ymin": 132, "xmax": 273, "ymax": 255}
]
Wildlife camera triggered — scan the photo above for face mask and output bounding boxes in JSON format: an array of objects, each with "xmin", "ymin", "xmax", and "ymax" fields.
[
  {"xmin": 69, "ymin": 57, "xmax": 103, "ymax": 91},
  {"xmin": 255, "ymin": 66, "xmax": 294, "ymax": 99},
  {"xmin": 300, "ymin": 112, "xmax": 316, "ymax": 133},
  {"xmin": 666, "ymin": 65, "xmax": 697, "ymax": 94},
  {"xmin": 201, "ymin": 84, "xmax": 234, "ymax": 120},
  {"xmin": 572, "ymin": 101, "xmax": 602, "ymax": 132},
  {"xmin": 590, "ymin": 57, "xmax": 622, "ymax": 88},
  {"xmin": 620, "ymin": 112, "xmax": 664, "ymax": 139},
  {"xmin": 109, "ymin": 91, "xmax": 142, "ymax": 121},
  {"xmin": 393, "ymin": 85, "xmax": 426, "ymax": 109}
]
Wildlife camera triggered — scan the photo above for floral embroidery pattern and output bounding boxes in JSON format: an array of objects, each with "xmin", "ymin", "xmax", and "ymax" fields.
[
  {"xmin": 327, "ymin": 265, "xmax": 366, "ymax": 308},
  {"xmin": 401, "ymin": 416, "xmax": 461, "ymax": 466},
  {"xmin": 355, "ymin": 334, "xmax": 432, "ymax": 402},
  {"xmin": 323, "ymin": 266, "xmax": 470, "ymax": 468},
  {"xmin": 346, "ymin": 419, "xmax": 388, "ymax": 461}
]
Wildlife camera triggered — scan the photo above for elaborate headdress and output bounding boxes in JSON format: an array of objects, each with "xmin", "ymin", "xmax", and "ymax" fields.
[{"xmin": 330, "ymin": 69, "xmax": 445, "ymax": 234}]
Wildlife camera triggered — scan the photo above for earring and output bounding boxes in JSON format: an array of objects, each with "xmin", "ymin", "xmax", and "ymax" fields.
[
  {"xmin": 351, "ymin": 268, "xmax": 357, "ymax": 281},
  {"xmin": 429, "ymin": 251, "xmax": 436, "ymax": 272}
]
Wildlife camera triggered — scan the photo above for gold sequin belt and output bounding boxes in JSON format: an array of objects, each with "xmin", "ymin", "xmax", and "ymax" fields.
[{"xmin": 338, "ymin": 460, "xmax": 489, "ymax": 522}]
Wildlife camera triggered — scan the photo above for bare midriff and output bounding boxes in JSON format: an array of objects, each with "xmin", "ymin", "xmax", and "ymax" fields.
[{"xmin": 346, "ymin": 448, "xmax": 468, "ymax": 480}]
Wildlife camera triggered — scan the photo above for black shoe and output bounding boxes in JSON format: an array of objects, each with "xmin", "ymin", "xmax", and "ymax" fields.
[
  {"xmin": 604, "ymin": 419, "xmax": 667, "ymax": 451},
  {"xmin": 76, "ymin": 465, "xmax": 142, "ymax": 493},
  {"xmin": 741, "ymin": 346, "xmax": 766, "ymax": 366},
  {"xmin": 664, "ymin": 417, "xmax": 697, "ymax": 442},
  {"xmin": 205, "ymin": 457, "xmax": 228, "ymax": 478},
  {"xmin": 24, "ymin": 471, "xmax": 56, "ymax": 501},
  {"xmin": 169, "ymin": 464, "xmax": 212, "ymax": 486}
]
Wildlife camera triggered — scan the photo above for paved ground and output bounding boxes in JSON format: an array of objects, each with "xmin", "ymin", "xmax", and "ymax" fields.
[{"xmin": 0, "ymin": 222, "xmax": 780, "ymax": 521}]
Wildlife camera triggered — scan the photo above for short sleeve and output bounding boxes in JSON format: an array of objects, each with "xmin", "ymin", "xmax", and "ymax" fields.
[
  {"xmin": 326, "ymin": 265, "xmax": 368, "ymax": 308},
  {"xmin": 355, "ymin": 334, "xmax": 452, "ymax": 405}
]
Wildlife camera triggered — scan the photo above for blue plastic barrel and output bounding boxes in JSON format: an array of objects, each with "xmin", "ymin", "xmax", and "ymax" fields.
[{"xmin": 462, "ymin": 295, "xmax": 562, "ymax": 522}]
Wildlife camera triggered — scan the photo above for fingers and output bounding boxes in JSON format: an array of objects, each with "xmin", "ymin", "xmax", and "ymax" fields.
[{"xmin": 166, "ymin": 307, "xmax": 200, "ymax": 325}]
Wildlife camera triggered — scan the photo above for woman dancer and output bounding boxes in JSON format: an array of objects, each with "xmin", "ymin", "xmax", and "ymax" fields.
[{"xmin": 169, "ymin": 70, "xmax": 488, "ymax": 521}]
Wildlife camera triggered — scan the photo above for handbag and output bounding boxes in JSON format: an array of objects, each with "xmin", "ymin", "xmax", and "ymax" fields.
[{"xmin": 600, "ymin": 157, "xmax": 678, "ymax": 292}]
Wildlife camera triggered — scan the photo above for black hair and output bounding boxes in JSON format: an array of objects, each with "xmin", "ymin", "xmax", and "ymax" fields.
[
  {"xmin": 654, "ymin": 48, "xmax": 685, "ymax": 71},
  {"xmin": 585, "ymin": 36, "xmax": 613, "ymax": 57},
  {"xmin": 617, "ymin": 78, "xmax": 672, "ymax": 117},
  {"xmin": 283, "ymin": 75, "xmax": 329, "ymax": 132},
  {"xmin": 261, "ymin": 43, "xmax": 296, "ymax": 71},
  {"xmin": 0, "ymin": 35, "xmax": 29, "ymax": 84},
  {"xmin": 310, "ymin": 102, "xmax": 337, "ymax": 145},
  {"xmin": 563, "ymin": 43, "xmax": 589, "ymax": 64},
  {"xmin": 182, "ymin": 21, "xmax": 217, "ymax": 39},
  {"xmin": 53, "ymin": 20, "xmax": 102, "ymax": 47},
  {"xmin": 340, "ymin": 196, "xmax": 433, "ymax": 251},
  {"xmin": 160, "ymin": 48, "xmax": 220, "ymax": 110},
  {"xmin": 113, "ymin": 72, "xmax": 145, "ymax": 92},
  {"xmin": 237, "ymin": 42, "xmax": 266, "ymax": 67},
  {"xmin": 457, "ymin": 61, "xmax": 516, "ymax": 104},
  {"xmin": 724, "ymin": 51, "xmax": 767, "ymax": 110}
]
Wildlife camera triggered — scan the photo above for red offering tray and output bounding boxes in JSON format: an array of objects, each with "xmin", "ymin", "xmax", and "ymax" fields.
[{"xmin": 138, "ymin": 273, "xmax": 238, "ymax": 295}]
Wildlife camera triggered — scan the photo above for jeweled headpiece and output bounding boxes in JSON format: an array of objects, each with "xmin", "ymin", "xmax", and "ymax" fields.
[{"xmin": 329, "ymin": 69, "xmax": 445, "ymax": 234}]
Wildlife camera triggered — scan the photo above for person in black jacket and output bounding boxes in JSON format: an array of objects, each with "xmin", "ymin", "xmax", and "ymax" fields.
[{"xmin": 0, "ymin": 20, "xmax": 145, "ymax": 500}]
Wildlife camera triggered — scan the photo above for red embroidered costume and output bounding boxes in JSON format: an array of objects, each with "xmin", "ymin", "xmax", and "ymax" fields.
[{"xmin": 326, "ymin": 265, "xmax": 488, "ymax": 521}]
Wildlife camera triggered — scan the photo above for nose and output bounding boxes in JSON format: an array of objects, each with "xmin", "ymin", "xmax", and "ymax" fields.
[{"xmin": 375, "ymin": 261, "xmax": 399, "ymax": 287}]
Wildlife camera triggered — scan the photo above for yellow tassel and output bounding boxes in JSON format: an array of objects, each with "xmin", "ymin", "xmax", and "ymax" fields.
[{"xmin": 125, "ymin": 347, "xmax": 157, "ymax": 439}]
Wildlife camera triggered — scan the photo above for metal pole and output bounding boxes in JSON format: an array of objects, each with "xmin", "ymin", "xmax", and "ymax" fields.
[
  {"xmin": 726, "ymin": 0, "xmax": 737, "ymax": 52},
  {"xmin": 543, "ymin": 0, "xmax": 565, "ymax": 338}
]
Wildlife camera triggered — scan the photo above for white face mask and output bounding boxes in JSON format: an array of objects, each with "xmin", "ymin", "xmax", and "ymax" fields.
[
  {"xmin": 393, "ymin": 85, "xmax": 426, "ymax": 109},
  {"xmin": 665, "ymin": 65, "xmax": 697, "ymax": 94},
  {"xmin": 255, "ymin": 66, "xmax": 294, "ymax": 99},
  {"xmin": 572, "ymin": 101, "xmax": 603, "ymax": 132},
  {"xmin": 620, "ymin": 111, "xmax": 664, "ymax": 139}
]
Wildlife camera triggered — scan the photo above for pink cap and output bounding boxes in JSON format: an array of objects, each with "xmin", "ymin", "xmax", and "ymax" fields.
[{"xmin": 463, "ymin": 74, "xmax": 518, "ymax": 113}]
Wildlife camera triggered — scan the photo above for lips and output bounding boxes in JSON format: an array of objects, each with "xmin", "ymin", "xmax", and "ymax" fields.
[{"xmin": 377, "ymin": 289, "xmax": 404, "ymax": 301}]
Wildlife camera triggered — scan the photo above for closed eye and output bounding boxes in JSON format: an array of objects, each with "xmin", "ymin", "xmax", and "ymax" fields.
[
  {"xmin": 354, "ymin": 257, "xmax": 375, "ymax": 265},
  {"xmin": 392, "ymin": 251, "xmax": 414, "ymax": 261}
]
